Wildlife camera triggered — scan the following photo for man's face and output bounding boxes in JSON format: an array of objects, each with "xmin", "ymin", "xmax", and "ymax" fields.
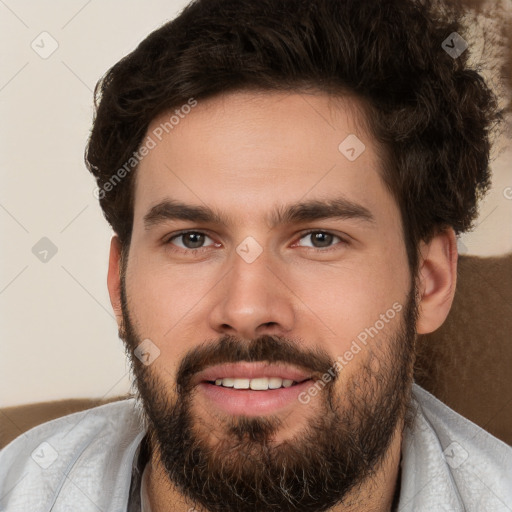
[{"xmin": 117, "ymin": 91, "xmax": 417, "ymax": 511}]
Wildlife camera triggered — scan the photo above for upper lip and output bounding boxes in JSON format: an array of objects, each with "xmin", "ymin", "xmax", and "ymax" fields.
[{"xmin": 193, "ymin": 362, "xmax": 314, "ymax": 385}]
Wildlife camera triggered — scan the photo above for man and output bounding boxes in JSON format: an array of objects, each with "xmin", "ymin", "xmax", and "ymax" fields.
[{"xmin": 0, "ymin": 0, "xmax": 511, "ymax": 510}]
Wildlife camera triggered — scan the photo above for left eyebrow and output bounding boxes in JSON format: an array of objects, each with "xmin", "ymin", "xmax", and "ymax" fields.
[
  {"xmin": 143, "ymin": 197, "xmax": 376, "ymax": 231},
  {"xmin": 268, "ymin": 197, "xmax": 375, "ymax": 228}
]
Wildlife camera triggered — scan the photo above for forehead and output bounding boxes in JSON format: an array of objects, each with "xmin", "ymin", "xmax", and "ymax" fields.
[{"xmin": 132, "ymin": 91, "xmax": 395, "ymax": 227}]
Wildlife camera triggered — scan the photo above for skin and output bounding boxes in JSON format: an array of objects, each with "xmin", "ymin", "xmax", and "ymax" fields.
[{"xmin": 107, "ymin": 91, "xmax": 458, "ymax": 511}]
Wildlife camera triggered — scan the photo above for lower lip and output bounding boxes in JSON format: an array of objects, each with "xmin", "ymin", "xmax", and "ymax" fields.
[{"xmin": 197, "ymin": 380, "xmax": 313, "ymax": 416}]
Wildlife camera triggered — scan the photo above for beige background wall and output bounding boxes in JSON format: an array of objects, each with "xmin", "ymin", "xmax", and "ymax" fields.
[{"xmin": 1, "ymin": 0, "xmax": 511, "ymax": 407}]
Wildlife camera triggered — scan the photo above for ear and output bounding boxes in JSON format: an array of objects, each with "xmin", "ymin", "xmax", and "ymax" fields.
[
  {"xmin": 107, "ymin": 235, "xmax": 124, "ymax": 328},
  {"xmin": 416, "ymin": 228, "xmax": 458, "ymax": 334}
]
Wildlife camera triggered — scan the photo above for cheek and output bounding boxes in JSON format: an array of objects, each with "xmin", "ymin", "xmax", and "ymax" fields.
[
  {"xmin": 125, "ymin": 248, "xmax": 216, "ymax": 336},
  {"xmin": 282, "ymin": 252, "xmax": 409, "ymax": 366}
]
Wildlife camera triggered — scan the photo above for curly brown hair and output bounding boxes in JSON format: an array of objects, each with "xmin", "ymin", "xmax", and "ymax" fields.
[{"xmin": 85, "ymin": 0, "xmax": 503, "ymax": 274}]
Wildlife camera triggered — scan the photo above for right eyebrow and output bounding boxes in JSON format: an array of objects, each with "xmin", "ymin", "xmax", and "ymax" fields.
[{"xmin": 143, "ymin": 200, "xmax": 228, "ymax": 230}]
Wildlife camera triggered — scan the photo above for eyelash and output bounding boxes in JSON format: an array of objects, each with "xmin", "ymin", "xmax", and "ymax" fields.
[{"xmin": 164, "ymin": 229, "xmax": 348, "ymax": 254}]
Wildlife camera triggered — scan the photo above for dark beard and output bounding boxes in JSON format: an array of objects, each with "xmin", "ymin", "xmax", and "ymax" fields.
[{"xmin": 120, "ymin": 282, "xmax": 418, "ymax": 512}]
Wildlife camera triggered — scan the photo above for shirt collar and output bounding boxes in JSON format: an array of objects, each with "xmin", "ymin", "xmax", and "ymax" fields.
[
  {"xmin": 128, "ymin": 433, "xmax": 151, "ymax": 512},
  {"xmin": 396, "ymin": 384, "xmax": 465, "ymax": 511}
]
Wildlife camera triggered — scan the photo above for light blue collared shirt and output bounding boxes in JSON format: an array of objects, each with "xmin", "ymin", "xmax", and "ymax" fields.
[{"xmin": 0, "ymin": 383, "xmax": 511, "ymax": 511}]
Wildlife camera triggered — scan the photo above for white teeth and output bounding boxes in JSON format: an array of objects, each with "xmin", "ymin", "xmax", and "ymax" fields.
[
  {"xmin": 250, "ymin": 377, "xmax": 269, "ymax": 390},
  {"xmin": 212, "ymin": 377, "xmax": 298, "ymax": 390},
  {"xmin": 268, "ymin": 377, "xmax": 283, "ymax": 389},
  {"xmin": 233, "ymin": 378, "xmax": 250, "ymax": 389}
]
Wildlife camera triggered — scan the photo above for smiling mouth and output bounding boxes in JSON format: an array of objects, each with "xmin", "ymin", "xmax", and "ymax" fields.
[
  {"xmin": 197, "ymin": 363, "xmax": 316, "ymax": 416},
  {"xmin": 206, "ymin": 377, "xmax": 311, "ymax": 390}
]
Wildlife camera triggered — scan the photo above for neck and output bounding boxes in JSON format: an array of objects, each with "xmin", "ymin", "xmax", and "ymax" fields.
[{"xmin": 144, "ymin": 419, "xmax": 404, "ymax": 512}]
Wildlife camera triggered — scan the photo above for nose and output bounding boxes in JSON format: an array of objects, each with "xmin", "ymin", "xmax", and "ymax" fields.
[{"xmin": 208, "ymin": 248, "xmax": 295, "ymax": 340}]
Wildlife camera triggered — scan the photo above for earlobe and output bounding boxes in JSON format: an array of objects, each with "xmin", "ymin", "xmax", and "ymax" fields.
[
  {"xmin": 107, "ymin": 235, "xmax": 124, "ymax": 327},
  {"xmin": 416, "ymin": 228, "xmax": 458, "ymax": 335}
]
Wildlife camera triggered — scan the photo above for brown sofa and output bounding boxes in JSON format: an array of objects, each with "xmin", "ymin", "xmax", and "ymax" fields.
[{"xmin": 1, "ymin": 254, "xmax": 511, "ymax": 449}]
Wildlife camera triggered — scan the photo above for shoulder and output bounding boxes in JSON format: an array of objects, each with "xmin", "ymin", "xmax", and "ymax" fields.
[
  {"xmin": 0, "ymin": 398, "xmax": 145, "ymax": 512},
  {"xmin": 400, "ymin": 383, "xmax": 512, "ymax": 511},
  {"xmin": 412, "ymin": 383, "xmax": 512, "ymax": 464}
]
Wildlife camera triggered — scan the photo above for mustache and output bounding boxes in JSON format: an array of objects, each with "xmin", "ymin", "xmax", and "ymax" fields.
[{"xmin": 176, "ymin": 334, "xmax": 335, "ymax": 392}]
